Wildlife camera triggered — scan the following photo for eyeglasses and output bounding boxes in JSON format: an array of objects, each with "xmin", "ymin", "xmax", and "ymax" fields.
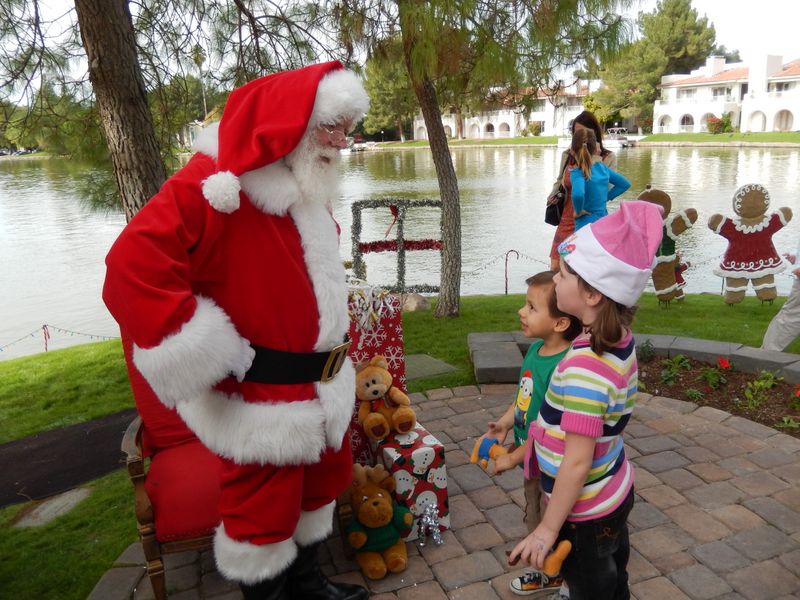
[{"xmin": 322, "ymin": 126, "xmax": 347, "ymax": 145}]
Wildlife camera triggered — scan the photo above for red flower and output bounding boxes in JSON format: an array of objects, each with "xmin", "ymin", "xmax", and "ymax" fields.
[
  {"xmin": 794, "ymin": 385, "xmax": 800, "ymax": 398},
  {"xmin": 718, "ymin": 357, "xmax": 731, "ymax": 370}
]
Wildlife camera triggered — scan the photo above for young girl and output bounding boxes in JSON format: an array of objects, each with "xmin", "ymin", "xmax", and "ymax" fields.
[
  {"xmin": 569, "ymin": 128, "xmax": 630, "ymax": 231},
  {"xmin": 509, "ymin": 201, "xmax": 664, "ymax": 600},
  {"xmin": 548, "ymin": 110, "xmax": 616, "ymax": 271}
]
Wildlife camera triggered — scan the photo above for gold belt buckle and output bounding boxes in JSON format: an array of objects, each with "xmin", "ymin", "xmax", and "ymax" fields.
[{"xmin": 321, "ymin": 340, "xmax": 351, "ymax": 383}]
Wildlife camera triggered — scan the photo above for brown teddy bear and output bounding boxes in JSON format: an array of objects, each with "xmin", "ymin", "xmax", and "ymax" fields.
[
  {"xmin": 708, "ymin": 183, "xmax": 792, "ymax": 304},
  {"xmin": 347, "ymin": 464, "xmax": 413, "ymax": 579},
  {"xmin": 356, "ymin": 355, "xmax": 416, "ymax": 442}
]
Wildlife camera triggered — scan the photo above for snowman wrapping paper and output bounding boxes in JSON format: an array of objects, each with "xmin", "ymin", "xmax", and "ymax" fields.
[{"xmin": 380, "ymin": 424, "xmax": 450, "ymax": 541}]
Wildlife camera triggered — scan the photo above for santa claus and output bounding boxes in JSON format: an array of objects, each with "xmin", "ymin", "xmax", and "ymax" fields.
[{"xmin": 103, "ymin": 62, "xmax": 369, "ymax": 599}]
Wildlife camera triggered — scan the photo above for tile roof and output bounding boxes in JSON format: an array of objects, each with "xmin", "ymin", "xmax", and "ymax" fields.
[
  {"xmin": 662, "ymin": 58, "xmax": 800, "ymax": 87},
  {"xmin": 664, "ymin": 67, "xmax": 749, "ymax": 87}
]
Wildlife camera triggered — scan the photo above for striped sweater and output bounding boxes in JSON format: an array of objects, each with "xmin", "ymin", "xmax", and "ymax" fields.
[{"xmin": 525, "ymin": 330, "xmax": 637, "ymax": 521}]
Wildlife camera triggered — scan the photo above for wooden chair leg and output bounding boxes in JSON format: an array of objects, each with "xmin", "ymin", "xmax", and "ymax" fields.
[
  {"xmin": 140, "ymin": 526, "xmax": 167, "ymax": 600},
  {"xmin": 146, "ymin": 558, "xmax": 167, "ymax": 600}
]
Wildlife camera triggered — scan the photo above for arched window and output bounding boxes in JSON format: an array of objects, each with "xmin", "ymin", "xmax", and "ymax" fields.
[
  {"xmin": 774, "ymin": 110, "xmax": 794, "ymax": 132},
  {"xmin": 679, "ymin": 114, "xmax": 694, "ymax": 133},
  {"xmin": 748, "ymin": 111, "xmax": 766, "ymax": 132}
]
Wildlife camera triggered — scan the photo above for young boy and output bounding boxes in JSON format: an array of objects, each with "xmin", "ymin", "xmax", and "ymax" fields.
[{"xmin": 481, "ymin": 271, "xmax": 581, "ymax": 596}]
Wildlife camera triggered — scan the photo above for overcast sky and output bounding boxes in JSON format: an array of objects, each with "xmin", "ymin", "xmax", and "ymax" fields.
[{"xmin": 626, "ymin": 0, "xmax": 800, "ymax": 63}]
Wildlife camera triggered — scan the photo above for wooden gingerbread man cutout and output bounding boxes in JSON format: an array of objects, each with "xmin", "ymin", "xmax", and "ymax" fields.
[
  {"xmin": 708, "ymin": 183, "xmax": 792, "ymax": 304},
  {"xmin": 637, "ymin": 185, "xmax": 698, "ymax": 305}
]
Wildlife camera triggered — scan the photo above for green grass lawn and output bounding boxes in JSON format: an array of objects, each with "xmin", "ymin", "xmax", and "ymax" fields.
[
  {"xmin": 640, "ymin": 132, "xmax": 800, "ymax": 143},
  {"xmin": 0, "ymin": 340, "xmax": 131, "ymax": 444},
  {"xmin": 1, "ymin": 291, "xmax": 798, "ymax": 598}
]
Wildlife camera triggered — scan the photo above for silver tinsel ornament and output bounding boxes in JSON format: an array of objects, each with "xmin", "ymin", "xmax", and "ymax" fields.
[{"xmin": 416, "ymin": 501, "xmax": 444, "ymax": 547}]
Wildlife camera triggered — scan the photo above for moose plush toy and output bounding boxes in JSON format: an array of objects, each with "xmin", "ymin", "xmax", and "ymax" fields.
[
  {"xmin": 347, "ymin": 464, "xmax": 413, "ymax": 580},
  {"xmin": 356, "ymin": 355, "xmax": 416, "ymax": 442}
]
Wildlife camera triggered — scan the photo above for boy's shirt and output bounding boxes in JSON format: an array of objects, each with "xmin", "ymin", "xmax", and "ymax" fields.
[{"xmin": 513, "ymin": 340, "xmax": 569, "ymax": 446}]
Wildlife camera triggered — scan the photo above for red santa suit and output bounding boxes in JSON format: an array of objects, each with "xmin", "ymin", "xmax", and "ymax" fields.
[{"xmin": 103, "ymin": 62, "xmax": 369, "ymax": 586}]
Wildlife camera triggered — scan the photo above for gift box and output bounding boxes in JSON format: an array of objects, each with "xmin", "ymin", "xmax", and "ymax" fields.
[
  {"xmin": 347, "ymin": 284, "xmax": 406, "ymax": 391},
  {"xmin": 380, "ymin": 424, "xmax": 450, "ymax": 541},
  {"xmin": 348, "ymin": 413, "xmax": 376, "ymax": 466}
]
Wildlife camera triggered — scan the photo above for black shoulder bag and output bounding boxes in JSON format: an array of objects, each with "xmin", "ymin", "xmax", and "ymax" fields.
[{"xmin": 544, "ymin": 158, "xmax": 569, "ymax": 226}]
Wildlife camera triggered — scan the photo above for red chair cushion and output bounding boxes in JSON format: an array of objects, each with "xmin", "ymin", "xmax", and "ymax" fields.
[
  {"xmin": 121, "ymin": 336, "xmax": 198, "ymax": 456},
  {"xmin": 146, "ymin": 439, "xmax": 222, "ymax": 543}
]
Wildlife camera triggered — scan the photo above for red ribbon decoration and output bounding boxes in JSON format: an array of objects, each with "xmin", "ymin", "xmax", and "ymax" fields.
[{"xmin": 359, "ymin": 239, "xmax": 442, "ymax": 253}]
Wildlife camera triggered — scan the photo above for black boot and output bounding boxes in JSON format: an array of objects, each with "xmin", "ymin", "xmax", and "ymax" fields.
[
  {"xmin": 286, "ymin": 542, "xmax": 369, "ymax": 600},
  {"xmin": 239, "ymin": 571, "xmax": 290, "ymax": 600}
]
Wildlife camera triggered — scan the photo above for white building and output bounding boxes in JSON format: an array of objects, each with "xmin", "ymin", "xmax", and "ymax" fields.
[
  {"xmin": 412, "ymin": 80, "xmax": 604, "ymax": 140},
  {"xmin": 654, "ymin": 55, "xmax": 800, "ymax": 133}
]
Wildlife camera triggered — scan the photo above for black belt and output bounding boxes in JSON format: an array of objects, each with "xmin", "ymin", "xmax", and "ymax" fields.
[{"xmin": 242, "ymin": 339, "xmax": 351, "ymax": 384}]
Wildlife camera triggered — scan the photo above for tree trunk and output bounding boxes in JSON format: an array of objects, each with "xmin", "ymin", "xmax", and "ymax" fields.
[
  {"xmin": 397, "ymin": 118, "xmax": 406, "ymax": 142},
  {"xmin": 455, "ymin": 106, "xmax": 464, "ymax": 139},
  {"xmin": 74, "ymin": 0, "xmax": 166, "ymax": 222},
  {"xmin": 414, "ymin": 77, "xmax": 462, "ymax": 317}
]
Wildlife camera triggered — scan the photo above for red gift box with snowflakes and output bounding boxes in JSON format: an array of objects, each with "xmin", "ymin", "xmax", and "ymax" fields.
[
  {"xmin": 380, "ymin": 424, "xmax": 450, "ymax": 541},
  {"xmin": 347, "ymin": 286, "xmax": 406, "ymax": 390},
  {"xmin": 346, "ymin": 285, "xmax": 407, "ymax": 466}
]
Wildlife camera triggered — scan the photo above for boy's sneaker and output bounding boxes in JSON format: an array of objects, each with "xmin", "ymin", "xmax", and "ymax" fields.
[{"xmin": 509, "ymin": 570, "xmax": 564, "ymax": 596}]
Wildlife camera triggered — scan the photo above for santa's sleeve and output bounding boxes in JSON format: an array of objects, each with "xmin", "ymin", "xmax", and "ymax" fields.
[{"xmin": 103, "ymin": 164, "xmax": 252, "ymax": 408}]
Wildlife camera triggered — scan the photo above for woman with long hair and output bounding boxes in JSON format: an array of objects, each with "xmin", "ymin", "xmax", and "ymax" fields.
[{"xmin": 547, "ymin": 111, "xmax": 616, "ymax": 271}]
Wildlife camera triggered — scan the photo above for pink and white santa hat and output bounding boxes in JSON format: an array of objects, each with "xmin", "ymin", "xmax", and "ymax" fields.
[
  {"xmin": 199, "ymin": 61, "xmax": 369, "ymax": 213},
  {"xmin": 558, "ymin": 201, "xmax": 664, "ymax": 307}
]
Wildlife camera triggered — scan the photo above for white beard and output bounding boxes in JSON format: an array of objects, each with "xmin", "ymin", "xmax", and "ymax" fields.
[{"xmin": 285, "ymin": 134, "xmax": 341, "ymax": 208}]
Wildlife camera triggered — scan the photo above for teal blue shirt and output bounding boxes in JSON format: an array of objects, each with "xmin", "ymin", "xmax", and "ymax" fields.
[{"xmin": 571, "ymin": 162, "xmax": 630, "ymax": 230}]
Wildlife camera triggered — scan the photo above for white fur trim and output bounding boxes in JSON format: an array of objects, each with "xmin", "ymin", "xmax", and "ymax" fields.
[
  {"xmin": 202, "ymin": 170, "xmax": 241, "ymax": 213},
  {"xmin": 192, "ymin": 122, "xmax": 219, "ymax": 158},
  {"xmin": 240, "ymin": 160, "xmax": 302, "ymax": 216},
  {"xmin": 564, "ymin": 226, "xmax": 651, "ymax": 307},
  {"xmin": 294, "ymin": 501, "xmax": 336, "ymax": 546},
  {"xmin": 317, "ymin": 359, "xmax": 356, "ymax": 449},
  {"xmin": 310, "ymin": 69, "xmax": 369, "ymax": 128},
  {"xmin": 214, "ymin": 525, "xmax": 297, "ymax": 584},
  {"xmin": 290, "ymin": 201, "xmax": 350, "ymax": 349},
  {"xmin": 177, "ymin": 390, "xmax": 328, "ymax": 465},
  {"xmin": 655, "ymin": 253, "xmax": 677, "ymax": 264},
  {"xmin": 132, "ymin": 296, "xmax": 252, "ymax": 408}
]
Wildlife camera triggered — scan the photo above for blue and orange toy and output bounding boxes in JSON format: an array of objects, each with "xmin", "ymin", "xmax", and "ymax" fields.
[{"xmin": 469, "ymin": 436, "xmax": 508, "ymax": 470}]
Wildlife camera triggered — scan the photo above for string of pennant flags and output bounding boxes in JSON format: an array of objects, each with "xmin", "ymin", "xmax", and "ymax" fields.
[{"xmin": 0, "ymin": 324, "xmax": 119, "ymax": 353}]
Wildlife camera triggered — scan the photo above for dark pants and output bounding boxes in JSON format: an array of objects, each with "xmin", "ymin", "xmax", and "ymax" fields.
[{"xmin": 558, "ymin": 488, "xmax": 634, "ymax": 600}]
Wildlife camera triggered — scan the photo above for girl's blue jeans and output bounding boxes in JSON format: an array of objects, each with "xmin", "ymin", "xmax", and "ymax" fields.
[{"xmin": 558, "ymin": 487, "xmax": 635, "ymax": 600}]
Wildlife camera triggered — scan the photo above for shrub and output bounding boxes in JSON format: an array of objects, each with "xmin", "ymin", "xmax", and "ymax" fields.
[
  {"xmin": 707, "ymin": 115, "xmax": 723, "ymax": 134},
  {"xmin": 522, "ymin": 122, "xmax": 543, "ymax": 137}
]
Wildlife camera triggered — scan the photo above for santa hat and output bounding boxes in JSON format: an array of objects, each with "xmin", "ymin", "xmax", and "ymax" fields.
[
  {"xmin": 201, "ymin": 61, "xmax": 369, "ymax": 212},
  {"xmin": 558, "ymin": 201, "xmax": 664, "ymax": 307}
]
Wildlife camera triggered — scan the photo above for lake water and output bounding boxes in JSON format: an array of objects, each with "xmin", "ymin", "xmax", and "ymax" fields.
[{"xmin": 2, "ymin": 145, "xmax": 800, "ymax": 360}]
